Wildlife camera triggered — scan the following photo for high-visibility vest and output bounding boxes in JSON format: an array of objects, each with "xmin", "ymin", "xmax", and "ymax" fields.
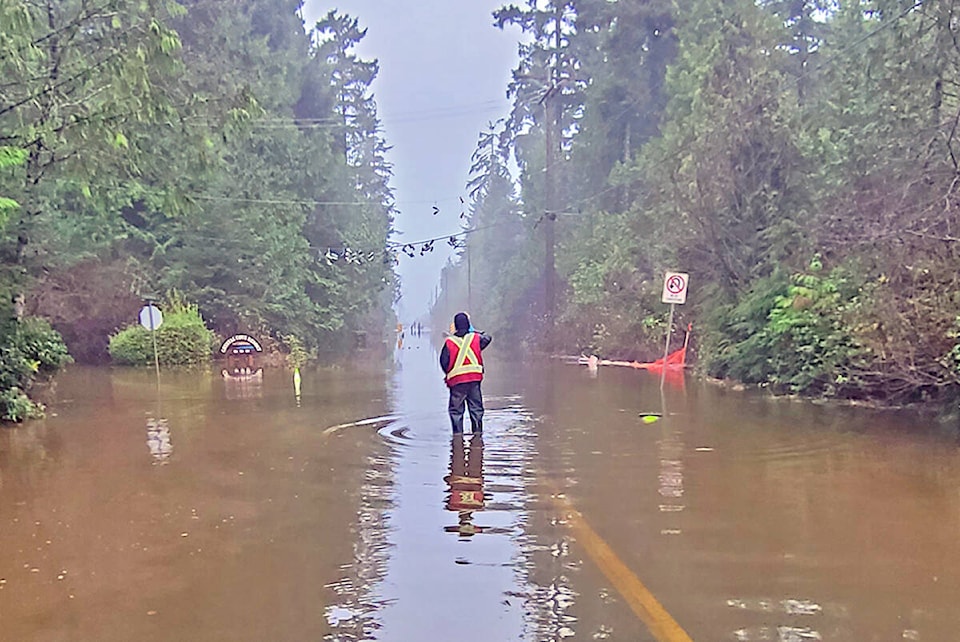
[{"xmin": 444, "ymin": 332, "xmax": 483, "ymax": 387}]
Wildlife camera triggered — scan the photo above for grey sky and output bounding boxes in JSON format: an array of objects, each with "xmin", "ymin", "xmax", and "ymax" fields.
[{"xmin": 301, "ymin": 1, "xmax": 520, "ymax": 322}]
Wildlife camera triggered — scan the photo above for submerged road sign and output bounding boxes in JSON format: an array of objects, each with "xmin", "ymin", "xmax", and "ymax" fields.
[
  {"xmin": 139, "ymin": 305, "xmax": 163, "ymax": 330},
  {"xmin": 138, "ymin": 304, "xmax": 163, "ymax": 381},
  {"xmin": 661, "ymin": 271, "xmax": 689, "ymax": 305}
]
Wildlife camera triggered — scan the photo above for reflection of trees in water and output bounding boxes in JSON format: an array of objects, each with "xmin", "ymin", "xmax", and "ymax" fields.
[
  {"xmin": 145, "ymin": 417, "xmax": 172, "ymax": 463},
  {"xmin": 441, "ymin": 406, "xmax": 586, "ymax": 641},
  {"xmin": 0, "ymin": 424, "xmax": 63, "ymax": 496},
  {"xmin": 519, "ymin": 451, "xmax": 581, "ymax": 638},
  {"xmin": 323, "ymin": 448, "xmax": 394, "ymax": 640},
  {"xmin": 658, "ymin": 422, "xmax": 685, "ymax": 536}
]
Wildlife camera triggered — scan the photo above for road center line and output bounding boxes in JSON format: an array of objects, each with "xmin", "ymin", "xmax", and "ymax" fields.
[{"xmin": 553, "ymin": 493, "xmax": 694, "ymax": 642}]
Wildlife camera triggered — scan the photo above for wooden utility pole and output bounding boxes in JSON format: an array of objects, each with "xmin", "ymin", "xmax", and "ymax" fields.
[
  {"xmin": 544, "ymin": 93, "xmax": 556, "ymax": 337},
  {"xmin": 543, "ymin": 2, "xmax": 563, "ymax": 347}
]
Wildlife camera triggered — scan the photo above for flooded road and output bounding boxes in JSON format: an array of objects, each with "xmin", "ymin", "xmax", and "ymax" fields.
[{"xmin": 3, "ymin": 334, "xmax": 960, "ymax": 640}]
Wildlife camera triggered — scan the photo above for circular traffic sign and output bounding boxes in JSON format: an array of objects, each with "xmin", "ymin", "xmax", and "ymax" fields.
[
  {"xmin": 661, "ymin": 271, "xmax": 690, "ymax": 304},
  {"xmin": 139, "ymin": 305, "xmax": 163, "ymax": 330},
  {"xmin": 666, "ymin": 274, "xmax": 686, "ymax": 294}
]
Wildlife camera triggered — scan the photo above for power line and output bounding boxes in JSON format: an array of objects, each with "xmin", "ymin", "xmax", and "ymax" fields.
[
  {"xmin": 386, "ymin": 222, "xmax": 517, "ymax": 249},
  {"xmin": 34, "ymin": 177, "xmax": 523, "ymax": 247},
  {"xmin": 179, "ymin": 100, "xmax": 511, "ymax": 130},
  {"xmin": 189, "ymin": 195, "xmax": 378, "ymax": 207},
  {"xmin": 36, "ymin": 177, "xmax": 486, "ymax": 210}
]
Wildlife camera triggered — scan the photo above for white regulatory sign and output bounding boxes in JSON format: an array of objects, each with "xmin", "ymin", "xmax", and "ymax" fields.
[
  {"xmin": 661, "ymin": 271, "xmax": 689, "ymax": 305},
  {"xmin": 139, "ymin": 305, "xmax": 163, "ymax": 330}
]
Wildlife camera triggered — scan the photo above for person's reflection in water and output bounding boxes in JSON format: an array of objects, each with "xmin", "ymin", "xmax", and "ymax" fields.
[{"xmin": 444, "ymin": 433, "xmax": 485, "ymax": 538}]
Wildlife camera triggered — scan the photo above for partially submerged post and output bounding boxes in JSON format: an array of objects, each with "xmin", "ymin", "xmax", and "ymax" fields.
[
  {"xmin": 139, "ymin": 299, "xmax": 163, "ymax": 385},
  {"xmin": 659, "ymin": 271, "xmax": 689, "ymax": 389}
]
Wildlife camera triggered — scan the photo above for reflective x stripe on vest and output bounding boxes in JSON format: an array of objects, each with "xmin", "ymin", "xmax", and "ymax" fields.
[{"xmin": 446, "ymin": 332, "xmax": 483, "ymax": 382}]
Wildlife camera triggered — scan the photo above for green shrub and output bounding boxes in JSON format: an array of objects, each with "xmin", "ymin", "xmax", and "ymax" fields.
[
  {"xmin": 282, "ymin": 334, "xmax": 312, "ymax": 369},
  {"xmin": 703, "ymin": 257, "xmax": 863, "ymax": 396},
  {"xmin": 764, "ymin": 260, "xmax": 863, "ymax": 394},
  {"xmin": 108, "ymin": 293, "xmax": 215, "ymax": 366},
  {"xmin": 0, "ymin": 386, "xmax": 43, "ymax": 422},
  {"xmin": 0, "ymin": 316, "xmax": 71, "ymax": 422},
  {"xmin": 947, "ymin": 318, "xmax": 960, "ymax": 378},
  {"xmin": 16, "ymin": 317, "xmax": 72, "ymax": 372},
  {"xmin": 107, "ymin": 325, "xmax": 154, "ymax": 365}
]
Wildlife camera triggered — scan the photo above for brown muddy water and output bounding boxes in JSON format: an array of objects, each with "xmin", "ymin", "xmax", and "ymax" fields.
[{"xmin": 2, "ymin": 333, "xmax": 960, "ymax": 641}]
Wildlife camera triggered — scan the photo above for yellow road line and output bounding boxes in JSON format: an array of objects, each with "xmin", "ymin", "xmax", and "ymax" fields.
[{"xmin": 554, "ymin": 494, "xmax": 694, "ymax": 642}]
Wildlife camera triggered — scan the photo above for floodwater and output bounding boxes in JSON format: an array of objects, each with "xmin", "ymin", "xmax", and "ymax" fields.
[{"xmin": 2, "ymin": 334, "xmax": 960, "ymax": 641}]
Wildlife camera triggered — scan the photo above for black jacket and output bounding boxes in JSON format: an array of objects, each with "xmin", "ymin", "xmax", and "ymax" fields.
[{"xmin": 439, "ymin": 329, "xmax": 492, "ymax": 373}]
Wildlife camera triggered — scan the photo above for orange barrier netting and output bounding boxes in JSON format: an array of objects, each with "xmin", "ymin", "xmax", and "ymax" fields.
[{"xmin": 577, "ymin": 324, "xmax": 691, "ymax": 371}]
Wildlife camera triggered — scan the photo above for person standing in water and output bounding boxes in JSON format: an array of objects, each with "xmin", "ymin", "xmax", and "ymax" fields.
[{"xmin": 439, "ymin": 312, "xmax": 492, "ymax": 434}]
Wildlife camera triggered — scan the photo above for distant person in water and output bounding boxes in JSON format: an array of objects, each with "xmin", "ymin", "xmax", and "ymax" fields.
[{"xmin": 439, "ymin": 312, "xmax": 492, "ymax": 434}]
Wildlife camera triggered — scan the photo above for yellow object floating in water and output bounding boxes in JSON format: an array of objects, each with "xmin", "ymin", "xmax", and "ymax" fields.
[
  {"xmin": 640, "ymin": 415, "xmax": 661, "ymax": 424},
  {"xmin": 293, "ymin": 369, "xmax": 302, "ymax": 407}
]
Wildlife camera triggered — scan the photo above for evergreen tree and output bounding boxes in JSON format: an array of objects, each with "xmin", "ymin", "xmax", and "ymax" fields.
[{"xmin": 638, "ymin": 0, "xmax": 808, "ymax": 293}]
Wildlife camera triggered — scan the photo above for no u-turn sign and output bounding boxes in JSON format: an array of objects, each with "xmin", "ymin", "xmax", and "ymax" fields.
[{"xmin": 661, "ymin": 271, "xmax": 689, "ymax": 305}]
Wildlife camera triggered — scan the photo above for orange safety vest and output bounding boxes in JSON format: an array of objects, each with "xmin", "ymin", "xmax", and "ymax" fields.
[{"xmin": 444, "ymin": 332, "xmax": 484, "ymax": 387}]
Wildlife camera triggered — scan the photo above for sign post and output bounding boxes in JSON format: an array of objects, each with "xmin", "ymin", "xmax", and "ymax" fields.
[
  {"xmin": 660, "ymin": 271, "xmax": 689, "ymax": 388},
  {"xmin": 139, "ymin": 302, "xmax": 163, "ymax": 383}
]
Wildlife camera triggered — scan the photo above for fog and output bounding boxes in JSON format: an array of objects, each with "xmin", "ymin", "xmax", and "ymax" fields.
[{"xmin": 302, "ymin": 1, "xmax": 519, "ymax": 322}]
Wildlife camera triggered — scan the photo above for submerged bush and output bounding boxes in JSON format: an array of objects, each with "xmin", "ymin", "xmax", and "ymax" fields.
[
  {"xmin": 0, "ymin": 317, "xmax": 72, "ymax": 422},
  {"xmin": 108, "ymin": 292, "xmax": 216, "ymax": 366}
]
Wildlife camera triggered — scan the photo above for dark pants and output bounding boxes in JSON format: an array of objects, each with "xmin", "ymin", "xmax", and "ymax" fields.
[{"xmin": 448, "ymin": 380, "xmax": 484, "ymax": 433}]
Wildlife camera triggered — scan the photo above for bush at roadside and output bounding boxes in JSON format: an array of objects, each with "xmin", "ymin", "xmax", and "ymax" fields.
[
  {"xmin": 108, "ymin": 294, "xmax": 216, "ymax": 366},
  {"xmin": 0, "ymin": 317, "xmax": 72, "ymax": 422},
  {"xmin": 702, "ymin": 257, "xmax": 863, "ymax": 397}
]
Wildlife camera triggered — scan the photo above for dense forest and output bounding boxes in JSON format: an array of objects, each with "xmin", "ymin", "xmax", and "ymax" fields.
[
  {"xmin": 0, "ymin": 0, "xmax": 395, "ymax": 419},
  {"xmin": 433, "ymin": 0, "xmax": 960, "ymax": 407},
  {"xmin": 5, "ymin": 1, "xmax": 960, "ymax": 420}
]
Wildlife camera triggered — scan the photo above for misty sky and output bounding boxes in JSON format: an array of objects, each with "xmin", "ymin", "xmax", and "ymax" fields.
[{"xmin": 301, "ymin": 1, "xmax": 520, "ymax": 322}]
